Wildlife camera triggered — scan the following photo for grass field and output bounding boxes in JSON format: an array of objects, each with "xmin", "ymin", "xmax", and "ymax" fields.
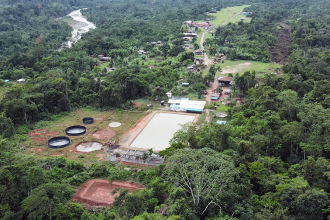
[
  {"xmin": 62, "ymin": 16, "xmax": 76, "ymax": 25},
  {"xmin": 207, "ymin": 5, "xmax": 250, "ymax": 27},
  {"xmin": 23, "ymin": 108, "xmax": 146, "ymax": 165},
  {"xmin": 217, "ymin": 60, "xmax": 282, "ymax": 78}
]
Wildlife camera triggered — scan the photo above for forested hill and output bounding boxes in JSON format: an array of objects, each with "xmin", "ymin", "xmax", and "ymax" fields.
[{"xmin": 2, "ymin": 0, "xmax": 330, "ymax": 219}]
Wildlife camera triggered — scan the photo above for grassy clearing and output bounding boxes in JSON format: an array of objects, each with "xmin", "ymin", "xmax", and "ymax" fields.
[
  {"xmin": 62, "ymin": 16, "xmax": 76, "ymax": 25},
  {"xmin": 217, "ymin": 60, "xmax": 282, "ymax": 78},
  {"xmin": 229, "ymin": 16, "xmax": 252, "ymax": 24},
  {"xmin": 207, "ymin": 5, "xmax": 250, "ymax": 27},
  {"xmin": 23, "ymin": 108, "xmax": 146, "ymax": 165}
]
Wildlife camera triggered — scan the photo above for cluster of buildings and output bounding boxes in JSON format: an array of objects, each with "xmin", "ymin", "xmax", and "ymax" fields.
[{"xmin": 183, "ymin": 21, "xmax": 213, "ymax": 28}]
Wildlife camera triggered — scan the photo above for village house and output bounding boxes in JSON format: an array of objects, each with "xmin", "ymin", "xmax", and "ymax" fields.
[
  {"xmin": 195, "ymin": 50, "xmax": 203, "ymax": 55},
  {"xmin": 183, "ymin": 37, "xmax": 190, "ymax": 41},
  {"xmin": 218, "ymin": 77, "xmax": 233, "ymax": 86},
  {"xmin": 240, "ymin": 17, "xmax": 246, "ymax": 21},
  {"xmin": 99, "ymin": 57, "xmax": 111, "ymax": 62},
  {"xmin": 183, "ymin": 20, "xmax": 193, "ymax": 25},
  {"xmin": 194, "ymin": 58, "xmax": 204, "ymax": 64},
  {"xmin": 183, "ymin": 33, "xmax": 197, "ymax": 37},
  {"xmin": 189, "ymin": 44, "xmax": 194, "ymax": 49},
  {"xmin": 187, "ymin": 64, "xmax": 196, "ymax": 72}
]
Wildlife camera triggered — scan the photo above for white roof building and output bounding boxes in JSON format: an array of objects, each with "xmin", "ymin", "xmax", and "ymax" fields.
[{"xmin": 168, "ymin": 99, "xmax": 206, "ymax": 112}]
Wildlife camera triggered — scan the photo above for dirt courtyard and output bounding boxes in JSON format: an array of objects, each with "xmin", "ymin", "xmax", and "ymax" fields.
[{"xmin": 73, "ymin": 179, "xmax": 144, "ymax": 206}]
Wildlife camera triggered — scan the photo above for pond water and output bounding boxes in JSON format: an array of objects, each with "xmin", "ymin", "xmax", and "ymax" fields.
[
  {"xmin": 130, "ymin": 113, "xmax": 195, "ymax": 151},
  {"xmin": 49, "ymin": 139, "xmax": 70, "ymax": 147}
]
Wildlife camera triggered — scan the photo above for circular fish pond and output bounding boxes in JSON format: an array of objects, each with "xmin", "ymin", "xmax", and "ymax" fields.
[
  {"xmin": 48, "ymin": 136, "xmax": 71, "ymax": 149},
  {"xmin": 65, "ymin": 125, "xmax": 87, "ymax": 136},
  {"xmin": 82, "ymin": 117, "xmax": 94, "ymax": 124},
  {"xmin": 76, "ymin": 142, "xmax": 103, "ymax": 152},
  {"xmin": 109, "ymin": 122, "xmax": 121, "ymax": 128}
]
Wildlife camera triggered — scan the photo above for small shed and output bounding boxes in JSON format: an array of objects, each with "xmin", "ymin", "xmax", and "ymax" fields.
[
  {"xmin": 17, "ymin": 79, "xmax": 25, "ymax": 83},
  {"xmin": 195, "ymin": 50, "xmax": 203, "ymax": 55},
  {"xmin": 4, "ymin": 80, "xmax": 10, "ymax": 83},
  {"xmin": 182, "ymin": 82, "xmax": 190, "ymax": 87},
  {"xmin": 240, "ymin": 17, "xmax": 245, "ymax": 21},
  {"xmin": 216, "ymin": 121, "xmax": 227, "ymax": 125},
  {"xmin": 166, "ymin": 92, "xmax": 172, "ymax": 98},
  {"xmin": 99, "ymin": 57, "xmax": 111, "ymax": 62}
]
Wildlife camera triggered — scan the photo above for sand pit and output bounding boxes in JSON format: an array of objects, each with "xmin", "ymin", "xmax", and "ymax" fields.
[
  {"xmin": 92, "ymin": 129, "xmax": 116, "ymax": 139},
  {"xmin": 76, "ymin": 142, "xmax": 103, "ymax": 152},
  {"xmin": 73, "ymin": 179, "xmax": 145, "ymax": 206}
]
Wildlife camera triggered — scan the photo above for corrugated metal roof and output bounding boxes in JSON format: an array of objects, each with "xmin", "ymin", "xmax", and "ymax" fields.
[{"xmin": 216, "ymin": 121, "xmax": 227, "ymax": 124}]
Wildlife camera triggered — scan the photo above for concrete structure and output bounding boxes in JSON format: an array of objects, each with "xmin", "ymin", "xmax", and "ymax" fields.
[
  {"xmin": 168, "ymin": 99, "xmax": 206, "ymax": 113},
  {"xmin": 120, "ymin": 149, "xmax": 164, "ymax": 166}
]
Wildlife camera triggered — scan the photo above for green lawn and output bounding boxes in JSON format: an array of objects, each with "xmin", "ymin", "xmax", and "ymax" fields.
[
  {"xmin": 207, "ymin": 5, "xmax": 250, "ymax": 27},
  {"xmin": 62, "ymin": 16, "xmax": 76, "ymax": 25},
  {"xmin": 217, "ymin": 60, "xmax": 282, "ymax": 78}
]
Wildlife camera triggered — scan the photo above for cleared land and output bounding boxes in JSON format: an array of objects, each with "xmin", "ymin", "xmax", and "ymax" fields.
[
  {"xmin": 73, "ymin": 179, "xmax": 144, "ymax": 206},
  {"xmin": 207, "ymin": 5, "xmax": 250, "ymax": 26},
  {"xmin": 24, "ymin": 108, "xmax": 146, "ymax": 164},
  {"xmin": 217, "ymin": 60, "xmax": 282, "ymax": 78}
]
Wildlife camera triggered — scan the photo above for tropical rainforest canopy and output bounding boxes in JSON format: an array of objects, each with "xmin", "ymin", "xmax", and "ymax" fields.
[{"xmin": 1, "ymin": 0, "xmax": 330, "ymax": 219}]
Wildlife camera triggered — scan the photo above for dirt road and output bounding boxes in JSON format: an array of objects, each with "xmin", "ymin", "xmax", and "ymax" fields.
[
  {"xmin": 201, "ymin": 8, "xmax": 245, "ymax": 105},
  {"xmin": 205, "ymin": 77, "xmax": 219, "ymax": 103}
]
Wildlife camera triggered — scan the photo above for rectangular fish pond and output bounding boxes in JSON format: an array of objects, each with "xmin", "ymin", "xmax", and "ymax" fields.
[{"xmin": 130, "ymin": 113, "xmax": 195, "ymax": 151}]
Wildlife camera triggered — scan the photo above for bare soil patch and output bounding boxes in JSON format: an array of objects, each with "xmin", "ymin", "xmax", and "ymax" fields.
[
  {"xmin": 28, "ymin": 129, "xmax": 58, "ymax": 143},
  {"xmin": 271, "ymin": 24, "xmax": 291, "ymax": 64},
  {"xmin": 92, "ymin": 129, "xmax": 116, "ymax": 139},
  {"xmin": 73, "ymin": 179, "xmax": 145, "ymax": 206}
]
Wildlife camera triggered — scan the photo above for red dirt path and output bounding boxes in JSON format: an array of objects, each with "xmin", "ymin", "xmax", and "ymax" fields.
[
  {"xmin": 92, "ymin": 129, "xmax": 116, "ymax": 139},
  {"xmin": 73, "ymin": 179, "xmax": 144, "ymax": 206}
]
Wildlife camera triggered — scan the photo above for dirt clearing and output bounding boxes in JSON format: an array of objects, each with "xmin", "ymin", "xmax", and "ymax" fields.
[
  {"xmin": 271, "ymin": 23, "xmax": 291, "ymax": 64},
  {"xmin": 73, "ymin": 179, "xmax": 144, "ymax": 206}
]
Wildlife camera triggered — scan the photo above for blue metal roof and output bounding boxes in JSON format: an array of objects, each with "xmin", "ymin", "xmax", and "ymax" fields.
[
  {"xmin": 170, "ymin": 104, "xmax": 180, "ymax": 109},
  {"xmin": 182, "ymin": 82, "xmax": 190, "ymax": 86},
  {"xmin": 181, "ymin": 98, "xmax": 189, "ymax": 100},
  {"xmin": 4, "ymin": 80, "xmax": 9, "ymax": 82},
  {"xmin": 216, "ymin": 121, "xmax": 227, "ymax": 125},
  {"xmin": 185, "ymin": 108, "xmax": 203, "ymax": 112}
]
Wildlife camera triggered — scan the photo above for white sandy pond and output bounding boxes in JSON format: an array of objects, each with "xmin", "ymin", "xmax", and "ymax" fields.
[{"xmin": 130, "ymin": 113, "xmax": 195, "ymax": 151}]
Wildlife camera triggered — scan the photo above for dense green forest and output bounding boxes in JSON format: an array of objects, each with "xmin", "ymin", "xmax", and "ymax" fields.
[{"xmin": 2, "ymin": 0, "xmax": 330, "ymax": 219}]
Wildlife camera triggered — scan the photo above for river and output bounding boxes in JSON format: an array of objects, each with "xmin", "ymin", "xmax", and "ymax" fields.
[{"xmin": 59, "ymin": 9, "xmax": 96, "ymax": 50}]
